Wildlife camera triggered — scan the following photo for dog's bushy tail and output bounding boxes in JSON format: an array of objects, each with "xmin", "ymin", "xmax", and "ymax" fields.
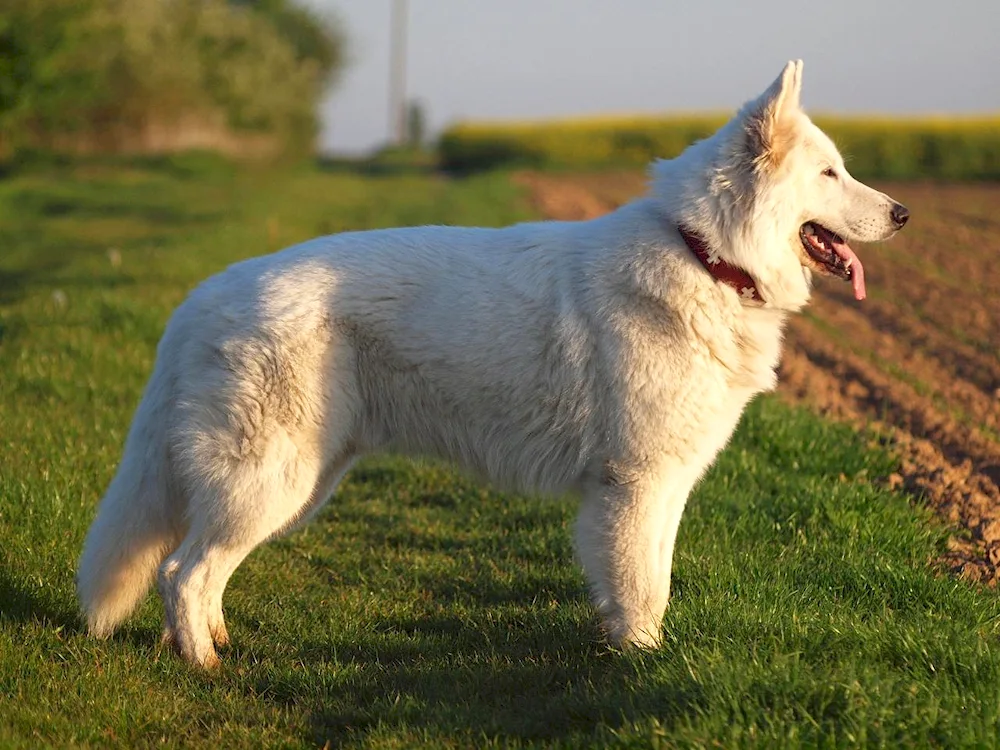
[{"xmin": 77, "ymin": 406, "xmax": 177, "ymax": 638}]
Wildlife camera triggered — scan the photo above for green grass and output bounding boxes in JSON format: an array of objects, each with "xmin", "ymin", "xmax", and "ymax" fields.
[{"xmin": 1, "ymin": 157, "xmax": 999, "ymax": 748}]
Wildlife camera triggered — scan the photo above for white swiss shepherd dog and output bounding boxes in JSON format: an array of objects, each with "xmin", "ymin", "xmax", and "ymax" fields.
[{"xmin": 78, "ymin": 61, "xmax": 909, "ymax": 667}]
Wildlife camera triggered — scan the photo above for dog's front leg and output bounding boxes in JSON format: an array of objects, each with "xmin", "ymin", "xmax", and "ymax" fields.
[{"xmin": 575, "ymin": 465, "xmax": 692, "ymax": 648}]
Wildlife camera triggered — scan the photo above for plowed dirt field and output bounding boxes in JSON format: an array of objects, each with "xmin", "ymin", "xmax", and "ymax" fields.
[{"xmin": 517, "ymin": 172, "xmax": 1000, "ymax": 583}]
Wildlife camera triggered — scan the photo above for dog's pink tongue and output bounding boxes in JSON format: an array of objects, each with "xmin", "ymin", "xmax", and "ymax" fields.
[{"xmin": 833, "ymin": 240, "xmax": 866, "ymax": 300}]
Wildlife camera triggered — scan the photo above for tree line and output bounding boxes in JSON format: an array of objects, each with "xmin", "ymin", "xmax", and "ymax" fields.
[{"xmin": 0, "ymin": 0, "xmax": 346, "ymax": 158}]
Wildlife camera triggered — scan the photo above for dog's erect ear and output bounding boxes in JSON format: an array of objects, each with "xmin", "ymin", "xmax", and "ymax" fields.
[
  {"xmin": 745, "ymin": 60, "xmax": 803, "ymax": 168},
  {"xmin": 763, "ymin": 59, "xmax": 803, "ymax": 122}
]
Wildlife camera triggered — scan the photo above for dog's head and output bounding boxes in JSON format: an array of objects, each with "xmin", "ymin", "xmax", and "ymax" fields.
[
  {"xmin": 743, "ymin": 60, "xmax": 909, "ymax": 304},
  {"xmin": 657, "ymin": 60, "xmax": 909, "ymax": 310}
]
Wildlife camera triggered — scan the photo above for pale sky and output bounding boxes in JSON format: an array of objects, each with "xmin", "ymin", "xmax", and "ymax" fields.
[{"xmin": 310, "ymin": 0, "xmax": 1000, "ymax": 154}]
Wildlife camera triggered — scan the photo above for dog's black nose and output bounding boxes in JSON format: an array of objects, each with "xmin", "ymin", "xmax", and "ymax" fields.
[{"xmin": 890, "ymin": 203, "xmax": 910, "ymax": 229}]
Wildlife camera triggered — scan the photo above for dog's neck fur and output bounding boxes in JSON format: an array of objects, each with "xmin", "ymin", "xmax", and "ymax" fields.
[{"xmin": 648, "ymin": 104, "xmax": 814, "ymax": 313}]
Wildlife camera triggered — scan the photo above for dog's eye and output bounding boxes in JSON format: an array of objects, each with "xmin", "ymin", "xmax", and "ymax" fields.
[{"xmin": 822, "ymin": 167, "xmax": 838, "ymax": 179}]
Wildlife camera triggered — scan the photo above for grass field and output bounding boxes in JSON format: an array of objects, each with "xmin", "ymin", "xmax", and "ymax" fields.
[{"xmin": 3, "ymin": 157, "xmax": 1000, "ymax": 747}]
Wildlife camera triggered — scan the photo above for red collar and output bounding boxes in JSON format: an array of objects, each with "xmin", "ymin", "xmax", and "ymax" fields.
[{"xmin": 678, "ymin": 226, "xmax": 764, "ymax": 303}]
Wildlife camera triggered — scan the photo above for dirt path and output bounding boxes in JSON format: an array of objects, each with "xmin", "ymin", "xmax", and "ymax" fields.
[{"xmin": 516, "ymin": 173, "xmax": 1000, "ymax": 584}]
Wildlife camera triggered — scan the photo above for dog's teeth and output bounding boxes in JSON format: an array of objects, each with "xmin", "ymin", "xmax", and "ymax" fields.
[
  {"xmin": 804, "ymin": 225, "xmax": 816, "ymax": 235},
  {"xmin": 844, "ymin": 257, "xmax": 852, "ymax": 268}
]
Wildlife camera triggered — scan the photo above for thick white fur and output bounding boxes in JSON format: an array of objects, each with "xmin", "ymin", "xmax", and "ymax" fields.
[{"xmin": 77, "ymin": 61, "xmax": 906, "ymax": 666}]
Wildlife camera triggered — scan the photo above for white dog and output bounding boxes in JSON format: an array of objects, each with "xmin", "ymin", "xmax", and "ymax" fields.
[{"xmin": 78, "ymin": 61, "xmax": 908, "ymax": 667}]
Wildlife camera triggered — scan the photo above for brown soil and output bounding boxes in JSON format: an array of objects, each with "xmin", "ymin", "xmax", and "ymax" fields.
[{"xmin": 516, "ymin": 172, "xmax": 1000, "ymax": 584}]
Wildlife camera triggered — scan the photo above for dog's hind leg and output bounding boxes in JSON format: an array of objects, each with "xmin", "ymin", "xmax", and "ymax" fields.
[
  {"xmin": 575, "ymin": 462, "xmax": 695, "ymax": 648},
  {"xmin": 199, "ymin": 454, "xmax": 355, "ymax": 652},
  {"xmin": 159, "ymin": 437, "xmax": 355, "ymax": 668}
]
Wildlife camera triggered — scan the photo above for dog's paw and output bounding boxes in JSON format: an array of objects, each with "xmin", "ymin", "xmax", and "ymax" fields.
[
  {"xmin": 622, "ymin": 626, "xmax": 662, "ymax": 650},
  {"xmin": 603, "ymin": 618, "xmax": 663, "ymax": 650},
  {"xmin": 209, "ymin": 617, "xmax": 230, "ymax": 649},
  {"xmin": 160, "ymin": 623, "xmax": 222, "ymax": 668}
]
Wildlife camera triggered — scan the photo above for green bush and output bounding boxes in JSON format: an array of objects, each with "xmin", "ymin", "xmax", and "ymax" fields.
[
  {"xmin": 0, "ymin": 0, "xmax": 345, "ymax": 158},
  {"xmin": 439, "ymin": 115, "xmax": 1000, "ymax": 180}
]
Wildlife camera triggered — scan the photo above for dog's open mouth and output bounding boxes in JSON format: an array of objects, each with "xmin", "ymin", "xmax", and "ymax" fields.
[{"xmin": 800, "ymin": 222, "xmax": 866, "ymax": 300}]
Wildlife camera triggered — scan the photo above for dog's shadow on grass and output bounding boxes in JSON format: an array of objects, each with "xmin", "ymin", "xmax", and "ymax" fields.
[
  {"xmin": 0, "ymin": 565, "xmax": 78, "ymax": 631},
  {"xmin": 228, "ymin": 473, "xmax": 712, "ymax": 743},
  {"xmin": 242, "ymin": 599, "xmax": 709, "ymax": 745},
  {"xmin": 0, "ymin": 562, "xmax": 156, "ymax": 649}
]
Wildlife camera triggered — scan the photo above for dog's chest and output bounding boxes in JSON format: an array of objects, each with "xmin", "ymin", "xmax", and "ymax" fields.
[
  {"xmin": 732, "ymin": 313, "xmax": 785, "ymax": 391},
  {"xmin": 605, "ymin": 304, "xmax": 786, "ymax": 462},
  {"xmin": 691, "ymin": 304, "xmax": 786, "ymax": 394}
]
